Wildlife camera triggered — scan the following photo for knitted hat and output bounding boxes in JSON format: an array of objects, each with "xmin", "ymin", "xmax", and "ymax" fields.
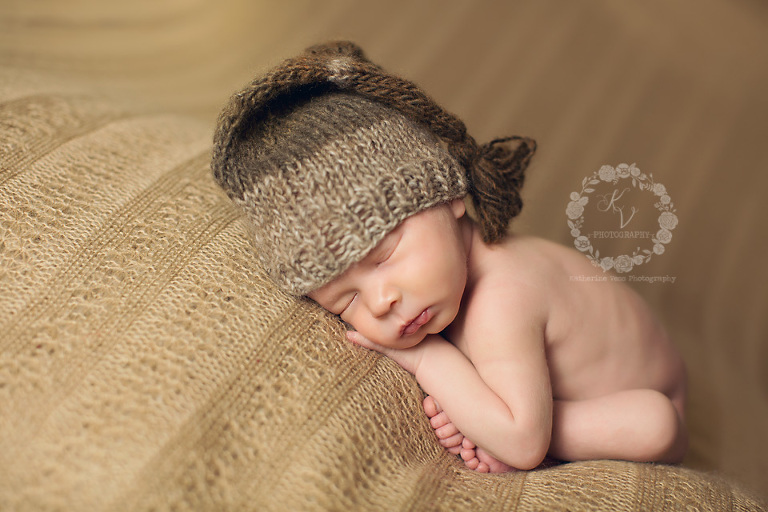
[{"xmin": 212, "ymin": 41, "xmax": 536, "ymax": 295}]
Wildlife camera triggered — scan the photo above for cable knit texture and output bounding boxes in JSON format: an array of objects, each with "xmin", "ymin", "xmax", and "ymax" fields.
[{"xmin": 220, "ymin": 92, "xmax": 467, "ymax": 294}]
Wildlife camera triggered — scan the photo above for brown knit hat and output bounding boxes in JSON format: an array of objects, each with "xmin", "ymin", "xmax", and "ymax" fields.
[{"xmin": 212, "ymin": 41, "xmax": 536, "ymax": 295}]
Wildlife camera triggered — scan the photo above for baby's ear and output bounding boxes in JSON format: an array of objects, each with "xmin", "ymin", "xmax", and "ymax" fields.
[{"xmin": 450, "ymin": 198, "xmax": 466, "ymax": 219}]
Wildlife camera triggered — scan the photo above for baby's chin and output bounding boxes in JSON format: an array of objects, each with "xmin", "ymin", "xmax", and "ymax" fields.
[
  {"xmin": 401, "ymin": 331, "xmax": 430, "ymax": 348},
  {"xmin": 364, "ymin": 330, "xmax": 429, "ymax": 350},
  {"xmin": 399, "ymin": 330, "xmax": 435, "ymax": 349}
]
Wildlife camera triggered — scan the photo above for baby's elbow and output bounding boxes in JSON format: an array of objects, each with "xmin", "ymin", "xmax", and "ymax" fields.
[
  {"xmin": 517, "ymin": 435, "xmax": 550, "ymax": 470},
  {"xmin": 498, "ymin": 428, "xmax": 550, "ymax": 470}
]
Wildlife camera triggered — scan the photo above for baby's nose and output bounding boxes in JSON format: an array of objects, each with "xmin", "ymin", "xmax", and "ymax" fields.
[{"xmin": 370, "ymin": 285, "xmax": 400, "ymax": 318}]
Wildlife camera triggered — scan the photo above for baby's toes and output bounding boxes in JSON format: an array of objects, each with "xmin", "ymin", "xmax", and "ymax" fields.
[
  {"xmin": 463, "ymin": 456, "xmax": 480, "ymax": 471},
  {"xmin": 460, "ymin": 446, "xmax": 477, "ymax": 462},
  {"xmin": 475, "ymin": 462, "xmax": 490, "ymax": 473},
  {"xmin": 476, "ymin": 447, "xmax": 515, "ymax": 473},
  {"xmin": 446, "ymin": 444, "xmax": 462, "ymax": 455}
]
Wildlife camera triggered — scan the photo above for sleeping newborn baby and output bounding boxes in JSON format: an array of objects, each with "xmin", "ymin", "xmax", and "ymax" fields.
[
  {"xmin": 212, "ymin": 41, "xmax": 687, "ymax": 472},
  {"xmin": 309, "ymin": 198, "xmax": 686, "ymax": 472}
]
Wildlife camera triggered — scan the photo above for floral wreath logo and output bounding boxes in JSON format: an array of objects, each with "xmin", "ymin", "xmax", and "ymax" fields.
[{"xmin": 567, "ymin": 163, "xmax": 678, "ymax": 273}]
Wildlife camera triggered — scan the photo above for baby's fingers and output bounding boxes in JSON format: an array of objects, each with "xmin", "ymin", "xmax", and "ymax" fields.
[
  {"xmin": 423, "ymin": 396, "xmax": 442, "ymax": 417},
  {"xmin": 346, "ymin": 330, "xmax": 421, "ymax": 375},
  {"xmin": 347, "ymin": 331, "xmax": 388, "ymax": 354},
  {"xmin": 439, "ymin": 433, "xmax": 464, "ymax": 449},
  {"xmin": 429, "ymin": 411, "xmax": 451, "ymax": 429}
]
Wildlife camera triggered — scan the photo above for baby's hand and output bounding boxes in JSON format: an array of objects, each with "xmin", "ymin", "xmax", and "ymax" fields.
[{"xmin": 346, "ymin": 331, "xmax": 430, "ymax": 374}]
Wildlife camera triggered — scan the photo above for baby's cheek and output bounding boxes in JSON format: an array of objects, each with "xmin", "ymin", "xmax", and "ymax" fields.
[
  {"xmin": 361, "ymin": 328, "xmax": 398, "ymax": 349},
  {"xmin": 360, "ymin": 328, "xmax": 386, "ymax": 345},
  {"xmin": 344, "ymin": 317, "xmax": 372, "ymax": 340}
]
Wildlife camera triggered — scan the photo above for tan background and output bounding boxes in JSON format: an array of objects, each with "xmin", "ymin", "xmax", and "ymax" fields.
[{"xmin": 2, "ymin": 0, "xmax": 766, "ymax": 500}]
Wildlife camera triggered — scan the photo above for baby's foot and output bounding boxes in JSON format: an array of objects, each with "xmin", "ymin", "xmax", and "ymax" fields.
[
  {"xmin": 423, "ymin": 396, "xmax": 514, "ymax": 473},
  {"xmin": 459, "ymin": 438, "xmax": 515, "ymax": 474}
]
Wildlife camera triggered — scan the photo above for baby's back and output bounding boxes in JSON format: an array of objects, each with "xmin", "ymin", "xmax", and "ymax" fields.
[{"xmin": 489, "ymin": 235, "xmax": 685, "ymax": 404}]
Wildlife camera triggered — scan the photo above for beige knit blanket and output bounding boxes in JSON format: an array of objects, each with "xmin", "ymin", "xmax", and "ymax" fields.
[{"xmin": 1, "ymin": 64, "xmax": 765, "ymax": 511}]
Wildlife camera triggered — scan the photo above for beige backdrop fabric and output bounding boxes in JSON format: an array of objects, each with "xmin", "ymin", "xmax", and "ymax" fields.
[{"xmin": 1, "ymin": 0, "xmax": 767, "ymax": 508}]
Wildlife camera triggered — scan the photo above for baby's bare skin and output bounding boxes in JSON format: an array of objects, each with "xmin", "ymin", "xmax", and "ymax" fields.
[
  {"xmin": 434, "ymin": 232, "xmax": 686, "ymax": 471},
  {"xmin": 311, "ymin": 200, "xmax": 687, "ymax": 472},
  {"xmin": 456, "ymin": 233, "xmax": 685, "ymax": 406}
]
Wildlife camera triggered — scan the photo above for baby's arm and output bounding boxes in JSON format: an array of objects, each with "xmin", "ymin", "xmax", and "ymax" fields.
[
  {"xmin": 419, "ymin": 332, "xmax": 552, "ymax": 470},
  {"xmin": 348, "ymin": 291, "xmax": 554, "ymax": 470}
]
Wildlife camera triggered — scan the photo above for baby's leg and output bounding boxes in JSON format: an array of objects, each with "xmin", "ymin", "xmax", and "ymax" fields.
[
  {"xmin": 549, "ymin": 389, "xmax": 687, "ymax": 463},
  {"xmin": 423, "ymin": 396, "xmax": 513, "ymax": 473}
]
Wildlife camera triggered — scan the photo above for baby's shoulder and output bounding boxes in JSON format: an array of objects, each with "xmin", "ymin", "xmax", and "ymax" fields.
[
  {"xmin": 477, "ymin": 234, "xmax": 575, "ymax": 281},
  {"xmin": 451, "ymin": 240, "xmax": 552, "ymax": 353},
  {"xmin": 464, "ymin": 234, "xmax": 596, "ymax": 322},
  {"xmin": 465, "ymin": 236, "xmax": 560, "ymax": 319}
]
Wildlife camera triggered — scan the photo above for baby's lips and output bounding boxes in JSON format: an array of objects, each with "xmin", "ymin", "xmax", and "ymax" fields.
[{"xmin": 401, "ymin": 309, "xmax": 431, "ymax": 337}]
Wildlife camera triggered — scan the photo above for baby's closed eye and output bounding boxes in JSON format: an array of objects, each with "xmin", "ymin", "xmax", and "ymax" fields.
[{"xmin": 339, "ymin": 293, "xmax": 357, "ymax": 317}]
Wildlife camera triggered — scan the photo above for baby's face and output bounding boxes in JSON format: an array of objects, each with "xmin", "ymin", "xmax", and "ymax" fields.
[{"xmin": 309, "ymin": 199, "xmax": 469, "ymax": 349}]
